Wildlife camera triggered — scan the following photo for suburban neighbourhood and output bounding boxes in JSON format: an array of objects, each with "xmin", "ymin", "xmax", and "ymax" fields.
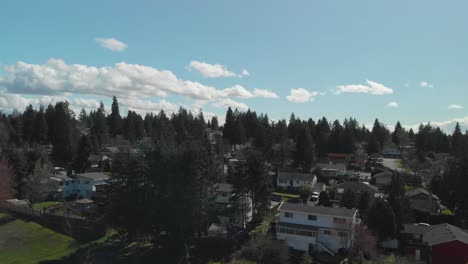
[{"xmin": 1, "ymin": 1, "xmax": 468, "ymax": 263}]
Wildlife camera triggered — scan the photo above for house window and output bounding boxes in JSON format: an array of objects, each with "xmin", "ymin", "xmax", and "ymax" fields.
[
  {"xmin": 308, "ymin": 215, "xmax": 317, "ymax": 221},
  {"xmin": 71, "ymin": 181, "xmax": 75, "ymax": 184},
  {"xmin": 324, "ymin": 230, "xmax": 332, "ymax": 235},
  {"xmin": 333, "ymin": 218, "xmax": 346, "ymax": 224},
  {"xmin": 78, "ymin": 181, "xmax": 80, "ymax": 184},
  {"xmin": 65, "ymin": 182, "xmax": 69, "ymax": 186},
  {"xmin": 338, "ymin": 231, "xmax": 348, "ymax": 237},
  {"xmin": 279, "ymin": 180, "xmax": 288, "ymax": 184},
  {"xmin": 284, "ymin": 212, "xmax": 293, "ymax": 218},
  {"xmin": 59, "ymin": 182, "xmax": 63, "ymax": 186},
  {"xmin": 85, "ymin": 181, "xmax": 90, "ymax": 184},
  {"xmin": 221, "ymin": 193, "xmax": 228, "ymax": 197}
]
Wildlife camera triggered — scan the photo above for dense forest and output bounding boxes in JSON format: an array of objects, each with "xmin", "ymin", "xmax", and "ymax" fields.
[{"xmin": 1, "ymin": 96, "xmax": 468, "ymax": 262}]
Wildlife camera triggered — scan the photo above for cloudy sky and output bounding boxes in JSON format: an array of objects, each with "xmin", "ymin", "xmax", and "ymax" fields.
[{"xmin": 1, "ymin": 1, "xmax": 467, "ymax": 131}]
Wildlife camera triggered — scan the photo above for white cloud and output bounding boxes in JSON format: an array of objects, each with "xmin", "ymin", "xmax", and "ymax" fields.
[
  {"xmin": 119, "ymin": 98, "xmax": 179, "ymax": 115},
  {"xmin": 403, "ymin": 116, "xmax": 468, "ymax": 133},
  {"xmin": 420, "ymin": 81, "xmax": 434, "ymax": 88},
  {"xmin": 286, "ymin": 88, "xmax": 319, "ymax": 103},
  {"xmin": 334, "ymin": 80, "xmax": 393, "ymax": 95},
  {"xmin": 253, "ymin": 88, "xmax": 279, "ymax": 98},
  {"xmin": 95, "ymin": 37, "xmax": 127, "ymax": 52},
  {"xmin": 0, "ymin": 59, "xmax": 239, "ymax": 101},
  {"xmin": 188, "ymin": 60, "xmax": 236, "ymax": 78},
  {"xmin": 220, "ymin": 85, "xmax": 254, "ymax": 98},
  {"xmin": 448, "ymin": 104, "xmax": 463, "ymax": 109},
  {"xmin": 241, "ymin": 69, "xmax": 250, "ymax": 77},
  {"xmin": 212, "ymin": 98, "xmax": 248, "ymax": 111},
  {"xmin": 387, "ymin": 101, "xmax": 399, "ymax": 108}
]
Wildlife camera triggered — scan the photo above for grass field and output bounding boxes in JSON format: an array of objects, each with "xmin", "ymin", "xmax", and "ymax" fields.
[
  {"xmin": 32, "ymin": 201, "xmax": 62, "ymax": 210},
  {"xmin": 272, "ymin": 192, "xmax": 300, "ymax": 199},
  {"xmin": 0, "ymin": 218, "xmax": 79, "ymax": 264}
]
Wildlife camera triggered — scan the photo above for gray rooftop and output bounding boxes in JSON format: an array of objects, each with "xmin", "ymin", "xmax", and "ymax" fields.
[
  {"xmin": 374, "ymin": 171, "xmax": 392, "ymax": 179},
  {"xmin": 335, "ymin": 181, "xmax": 378, "ymax": 194},
  {"xmin": 315, "ymin": 163, "xmax": 346, "ymax": 171},
  {"xmin": 214, "ymin": 183, "xmax": 233, "ymax": 193},
  {"xmin": 278, "ymin": 172, "xmax": 315, "ymax": 181},
  {"xmin": 74, "ymin": 172, "xmax": 109, "ymax": 181},
  {"xmin": 279, "ymin": 202, "xmax": 357, "ymax": 218},
  {"xmin": 405, "ymin": 187, "xmax": 439, "ymax": 200},
  {"xmin": 423, "ymin": 224, "xmax": 468, "ymax": 246},
  {"xmin": 402, "ymin": 223, "xmax": 443, "ymax": 235}
]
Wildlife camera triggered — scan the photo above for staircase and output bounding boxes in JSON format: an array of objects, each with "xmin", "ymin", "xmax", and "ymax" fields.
[{"xmin": 318, "ymin": 242, "xmax": 335, "ymax": 256}]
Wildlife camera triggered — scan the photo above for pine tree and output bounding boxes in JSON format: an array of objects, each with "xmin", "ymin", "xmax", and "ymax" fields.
[
  {"xmin": 51, "ymin": 102, "xmax": 74, "ymax": 164},
  {"xmin": 108, "ymin": 96, "xmax": 123, "ymax": 137},
  {"xmin": 73, "ymin": 135, "xmax": 93, "ymax": 173},
  {"xmin": 295, "ymin": 126, "xmax": 315, "ymax": 173}
]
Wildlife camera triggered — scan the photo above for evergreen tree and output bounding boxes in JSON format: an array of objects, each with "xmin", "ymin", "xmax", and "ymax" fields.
[
  {"xmin": 22, "ymin": 104, "xmax": 36, "ymax": 143},
  {"xmin": 295, "ymin": 126, "xmax": 315, "ymax": 173},
  {"xmin": 210, "ymin": 116, "xmax": 219, "ymax": 130},
  {"xmin": 108, "ymin": 96, "xmax": 123, "ymax": 137},
  {"xmin": 367, "ymin": 198, "xmax": 396, "ymax": 239},
  {"xmin": 33, "ymin": 106, "xmax": 48, "ymax": 144},
  {"xmin": 73, "ymin": 135, "xmax": 93, "ymax": 173},
  {"xmin": 341, "ymin": 189, "xmax": 356, "ymax": 209},
  {"xmin": 51, "ymin": 102, "xmax": 74, "ymax": 164}
]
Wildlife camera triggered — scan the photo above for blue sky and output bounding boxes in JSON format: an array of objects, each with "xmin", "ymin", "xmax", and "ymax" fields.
[{"xmin": 1, "ymin": 0, "xmax": 467, "ymax": 131}]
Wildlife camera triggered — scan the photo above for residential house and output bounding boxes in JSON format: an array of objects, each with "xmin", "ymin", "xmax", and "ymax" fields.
[
  {"xmin": 277, "ymin": 171, "xmax": 317, "ymax": 191},
  {"xmin": 405, "ymin": 188, "xmax": 440, "ymax": 214},
  {"xmin": 276, "ymin": 203, "xmax": 360, "ymax": 255},
  {"xmin": 213, "ymin": 183, "xmax": 252, "ymax": 228},
  {"xmin": 327, "ymin": 153, "xmax": 351, "ymax": 164},
  {"xmin": 423, "ymin": 224, "xmax": 468, "ymax": 264},
  {"xmin": 316, "ymin": 163, "xmax": 348, "ymax": 179},
  {"xmin": 334, "ymin": 182, "xmax": 382, "ymax": 201},
  {"xmin": 401, "ymin": 223, "xmax": 468, "ymax": 264},
  {"xmin": 382, "ymin": 148, "xmax": 401, "ymax": 158},
  {"xmin": 51, "ymin": 172, "xmax": 110, "ymax": 199},
  {"xmin": 374, "ymin": 171, "xmax": 392, "ymax": 189},
  {"xmin": 313, "ymin": 182, "xmax": 326, "ymax": 194}
]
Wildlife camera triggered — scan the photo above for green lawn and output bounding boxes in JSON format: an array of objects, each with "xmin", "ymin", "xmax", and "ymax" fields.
[
  {"xmin": 0, "ymin": 212, "xmax": 10, "ymax": 220},
  {"xmin": 272, "ymin": 192, "xmax": 300, "ymax": 199},
  {"xmin": 0, "ymin": 218, "xmax": 79, "ymax": 264},
  {"xmin": 32, "ymin": 201, "xmax": 62, "ymax": 210}
]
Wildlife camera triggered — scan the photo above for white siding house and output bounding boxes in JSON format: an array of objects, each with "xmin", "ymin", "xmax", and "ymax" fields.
[
  {"xmin": 277, "ymin": 172, "xmax": 317, "ymax": 190},
  {"xmin": 276, "ymin": 203, "xmax": 360, "ymax": 255},
  {"xmin": 213, "ymin": 183, "xmax": 253, "ymax": 228}
]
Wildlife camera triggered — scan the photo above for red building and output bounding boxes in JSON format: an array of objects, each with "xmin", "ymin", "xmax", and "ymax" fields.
[{"xmin": 423, "ymin": 224, "xmax": 468, "ymax": 264}]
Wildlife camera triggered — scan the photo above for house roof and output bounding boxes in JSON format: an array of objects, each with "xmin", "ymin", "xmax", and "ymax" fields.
[
  {"xmin": 102, "ymin": 146, "xmax": 120, "ymax": 153},
  {"xmin": 402, "ymin": 223, "xmax": 443, "ymax": 235},
  {"xmin": 315, "ymin": 163, "xmax": 347, "ymax": 171},
  {"xmin": 335, "ymin": 182, "xmax": 378, "ymax": 194},
  {"xmin": 374, "ymin": 171, "xmax": 392, "ymax": 180},
  {"xmin": 405, "ymin": 187, "xmax": 440, "ymax": 200},
  {"xmin": 423, "ymin": 224, "xmax": 468, "ymax": 246},
  {"xmin": 74, "ymin": 172, "xmax": 109, "ymax": 181},
  {"xmin": 214, "ymin": 183, "xmax": 233, "ymax": 193},
  {"xmin": 51, "ymin": 174, "xmax": 72, "ymax": 181},
  {"xmin": 278, "ymin": 172, "xmax": 315, "ymax": 182},
  {"xmin": 279, "ymin": 202, "xmax": 357, "ymax": 218}
]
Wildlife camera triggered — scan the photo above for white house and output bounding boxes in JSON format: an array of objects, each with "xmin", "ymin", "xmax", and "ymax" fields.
[
  {"xmin": 315, "ymin": 163, "xmax": 348, "ymax": 178},
  {"xmin": 213, "ymin": 183, "xmax": 253, "ymax": 228},
  {"xmin": 276, "ymin": 203, "xmax": 360, "ymax": 255},
  {"xmin": 277, "ymin": 172, "xmax": 317, "ymax": 190}
]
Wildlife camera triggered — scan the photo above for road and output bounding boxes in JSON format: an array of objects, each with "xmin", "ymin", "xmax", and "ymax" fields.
[{"xmin": 382, "ymin": 158, "xmax": 407, "ymax": 173}]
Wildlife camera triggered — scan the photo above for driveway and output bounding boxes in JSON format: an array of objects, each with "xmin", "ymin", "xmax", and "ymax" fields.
[{"xmin": 382, "ymin": 158, "xmax": 408, "ymax": 173}]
